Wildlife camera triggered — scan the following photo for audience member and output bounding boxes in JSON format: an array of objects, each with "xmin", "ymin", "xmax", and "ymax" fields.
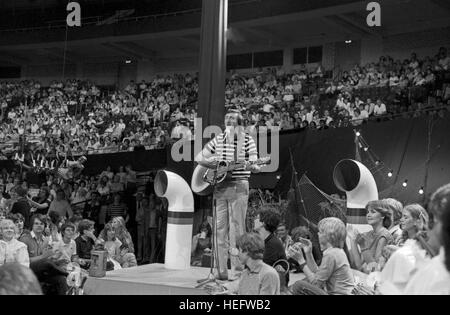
[
  {"xmin": 378, "ymin": 204, "xmax": 430, "ymax": 294},
  {"xmin": 404, "ymin": 183, "xmax": 450, "ymax": 294},
  {"xmin": 19, "ymin": 214, "xmax": 68, "ymax": 295},
  {"xmin": 74, "ymin": 219, "xmax": 96, "ymax": 269},
  {"xmin": 10, "ymin": 187, "xmax": 31, "ymax": 229},
  {"xmin": 191, "ymin": 221, "xmax": 212, "ymax": 267},
  {"xmin": 0, "ymin": 263, "xmax": 42, "ymax": 295},
  {"xmin": 0, "ymin": 219, "xmax": 30, "ymax": 267},
  {"xmin": 347, "ymin": 200, "xmax": 393, "ymax": 273},
  {"xmin": 288, "ymin": 217, "xmax": 354, "ymax": 295},
  {"xmin": 223, "ymin": 233, "xmax": 280, "ymax": 295},
  {"xmin": 385, "ymin": 198, "xmax": 404, "ymax": 245}
]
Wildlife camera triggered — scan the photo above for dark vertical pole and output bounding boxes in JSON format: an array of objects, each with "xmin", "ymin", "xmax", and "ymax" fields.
[{"xmin": 198, "ymin": 0, "xmax": 228, "ymax": 130}]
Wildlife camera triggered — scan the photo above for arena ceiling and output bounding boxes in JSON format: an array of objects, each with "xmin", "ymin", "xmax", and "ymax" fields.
[{"xmin": 0, "ymin": 0, "xmax": 449, "ymax": 67}]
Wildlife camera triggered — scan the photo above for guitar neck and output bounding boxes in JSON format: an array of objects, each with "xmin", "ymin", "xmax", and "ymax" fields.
[{"xmin": 227, "ymin": 160, "xmax": 263, "ymax": 172}]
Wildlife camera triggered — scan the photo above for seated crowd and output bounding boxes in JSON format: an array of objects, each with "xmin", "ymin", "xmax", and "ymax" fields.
[
  {"xmin": 199, "ymin": 184, "xmax": 450, "ymax": 295},
  {"xmin": 0, "ymin": 164, "xmax": 168, "ymax": 295},
  {"xmin": 1, "ymin": 160, "xmax": 450, "ymax": 295},
  {"xmin": 1, "ymin": 48, "xmax": 449, "ymax": 163}
]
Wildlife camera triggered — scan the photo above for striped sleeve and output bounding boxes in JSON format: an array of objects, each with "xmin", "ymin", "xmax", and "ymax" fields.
[
  {"xmin": 206, "ymin": 137, "xmax": 217, "ymax": 154},
  {"xmin": 246, "ymin": 135, "xmax": 258, "ymax": 161}
]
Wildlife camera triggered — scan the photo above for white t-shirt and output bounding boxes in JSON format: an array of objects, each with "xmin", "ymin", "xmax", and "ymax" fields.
[
  {"xmin": 374, "ymin": 103, "xmax": 387, "ymax": 116},
  {"xmin": 404, "ymin": 248, "xmax": 450, "ymax": 295},
  {"xmin": 263, "ymin": 104, "xmax": 274, "ymax": 113},
  {"xmin": 0, "ymin": 239, "xmax": 30, "ymax": 267},
  {"xmin": 378, "ymin": 239, "xmax": 428, "ymax": 295}
]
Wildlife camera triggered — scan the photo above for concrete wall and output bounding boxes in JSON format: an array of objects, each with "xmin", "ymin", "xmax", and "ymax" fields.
[
  {"xmin": 22, "ymin": 63, "xmax": 77, "ymax": 85},
  {"xmin": 13, "ymin": 27, "xmax": 450, "ymax": 85},
  {"xmin": 383, "ymin": 27, "xmax": 450, "ymax": 60}
]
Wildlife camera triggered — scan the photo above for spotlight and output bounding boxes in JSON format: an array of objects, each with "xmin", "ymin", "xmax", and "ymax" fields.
[
  {"xmin": 419, "ymin": 187, "xmax": 424, "ymax": 195},
  {"xmin": 375, "ymin": 160, "xmax": 380, "ymax": 165},
  {"xmin": 345, "ymin": 40, "xmax": 352, "ymax": 44},
  {"xmin": 125, "ymin": 59, "xmax": 132, "ymax": 64},
  {"xmin": 388, "ymin": 170, "xmax": 393, "ymax": 177},
  {"xmin": 276, "ymin": 175, "xmax": 281, "ymax": 180},
  {"xmin": 364, "ymin": 147, "xmax": 369, "ymax": 152},
  {"xmin": 356, "ymin": 131, "xmax": 361, "ymax": 137},
  {"xmin": 402, "ymin": 180, "xmax": 408, "ymax": 187}
]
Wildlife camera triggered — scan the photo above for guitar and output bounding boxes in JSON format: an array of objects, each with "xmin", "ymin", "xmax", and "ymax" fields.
[{"xmin": 191, "ymin": 157, "xmax": 271, "ymax": 195}]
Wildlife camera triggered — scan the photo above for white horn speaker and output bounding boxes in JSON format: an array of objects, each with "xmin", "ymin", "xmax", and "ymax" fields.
[
  {"xmin": 154, "ymin": 170, "xmax": 194, "ymax": 270},
  {"xmin": 333, "ymin": 159, "xmax": 378, "ymax": 231}
]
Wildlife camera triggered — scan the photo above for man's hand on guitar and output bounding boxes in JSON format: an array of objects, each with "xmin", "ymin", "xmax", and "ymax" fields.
[
  {"xmin": 244, "ymin": 161, "xmax": 261, "ymax": 173},
  {"xmin": 198, "ymin": 157, "xmax": 219, "ymax": 169}
]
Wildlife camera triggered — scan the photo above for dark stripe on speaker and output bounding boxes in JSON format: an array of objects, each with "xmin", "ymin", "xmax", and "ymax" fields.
[
  {"xmin": 168, "ymin": 217, "xmax": 193, "ymax": 225},
  {"xmin": 167, "ymin": 211, "xmax": 194, "ymax": 225},
  {"xmin": 346, "ymin": 208, "xmax": 367, "ymax": 225}
]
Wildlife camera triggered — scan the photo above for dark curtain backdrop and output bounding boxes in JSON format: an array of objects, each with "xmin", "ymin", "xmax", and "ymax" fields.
[{"xmin": 2, "ymin": 115, "xmax": 449, "ymax": 205}]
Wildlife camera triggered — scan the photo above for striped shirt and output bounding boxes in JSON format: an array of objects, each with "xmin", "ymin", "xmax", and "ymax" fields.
[
  {"xmin": 108, "ymin": 203, "xmax": 127, "ymax": 219},
  {"xmin": 206, "ymin": 132, "xmax": 258, "ymax": 180}
]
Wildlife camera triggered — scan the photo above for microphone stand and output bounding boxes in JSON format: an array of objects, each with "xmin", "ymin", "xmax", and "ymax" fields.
[{"xmin": 195, "ymin": 162, "xmax": 223, "ymax": 289}]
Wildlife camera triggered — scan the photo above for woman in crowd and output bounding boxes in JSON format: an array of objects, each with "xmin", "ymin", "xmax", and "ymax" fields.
[
  {"xmin": 398, "ymin": 204, "xmax": 429, "ymax": 246},
  {"xmin": 48, "ymin": 212, "xmax": 65, "ymax": 244},
  {"xmin": 347, "ymin": 200, "xmax": 394, "ymax": 273},
  {"xmin": 110, "ymin": 216, "xmax": 137, "ymax": 268},
  {"xmin": 191, "ymin": 221, "xmax": 212, "ymax": 267},
  {"xmin": 385, "ymin": 198, "xmax": 403, "ymax": 245},
  {"xmin": 404, "ymin": 183, "xmax": 450, "ymax": 294},
  {"xmin": 7, "ymin": 213, "xmax": 29, "ymax": 240},
  {"xmin": 0, "ymin": 219, "xmax": 30, "ymax": 267},
  {"xmin": 288, "ymin": 217, "xmax": 355, "ymax": 295},
  {"xmin": 98, "ymin": 223, "xmax": 122, "ymax": 269},
  {"xmin": 378, "ymin": 204, "xmax": 430, "ymax": 294}
]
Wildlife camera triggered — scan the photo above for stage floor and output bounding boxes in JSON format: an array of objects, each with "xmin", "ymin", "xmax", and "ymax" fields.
[
  {"xmin": 83, "ymin": 263, "xmax": 306, "ymax": 295},
  {"xmin": 84, "ymin": 263, "xmax": 210, "ymax": 295}
]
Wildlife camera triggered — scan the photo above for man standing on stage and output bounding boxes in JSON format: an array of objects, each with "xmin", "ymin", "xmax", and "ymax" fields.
[{"xmin": 195, "ymin": 109, "xmax": 260, "ymax": 280}]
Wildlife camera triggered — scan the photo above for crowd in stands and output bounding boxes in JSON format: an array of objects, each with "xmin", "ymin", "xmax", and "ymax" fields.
[
  {"xmin": 1, "ymin": 48, "xmax": 450, "ymax": 164},
  {"xmin": 1, "ymin": 47, "xmax": 450, "ymax": 295}
]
